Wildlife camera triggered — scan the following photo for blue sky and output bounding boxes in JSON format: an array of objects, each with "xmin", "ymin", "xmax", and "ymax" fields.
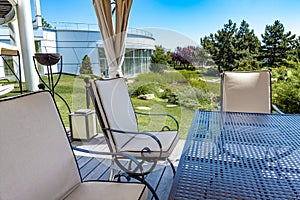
[{"xmin": 37, "ymin": 0, "xmax": 300, "ymax": 43}]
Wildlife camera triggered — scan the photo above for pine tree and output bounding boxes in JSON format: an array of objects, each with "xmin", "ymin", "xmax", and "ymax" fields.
[
  {"xmin": 42, "ymin": 18, "xmax": 52, "ymax": 28},
  {"xmin": 295, "ymin": 37, "xmax": 300, "ymax": 62},
  {"xmin": 150, "ymin": 45, "xmax": 171, "ymax": 73},
  {"xmin": 80, "ymin": 55, "xmax": 93, "ymax": 74},
  {"xmin": 235, "ymin": 20, "xmax": 261, "ymax": 70},
  {"xmin": 260, "ymin": 20, "xmax": 296, "ymax": 67},
  {"xmin": 201, "ymin": 20, "xmax": 238, "ymax": 71},
  {"xmin": 201, "ymin": 19, "xmax": 262, "ymax": 71}
]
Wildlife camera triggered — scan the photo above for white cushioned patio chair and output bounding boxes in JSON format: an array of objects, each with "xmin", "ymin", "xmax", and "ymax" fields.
[
  {"xmin": 86, "ymin": 78, "xmax": 180, "ymax": 199},
  {"xmin": 0, "ymin": 84, "xmax": 14, "ymax": 96},
  {"xmin": 220, "ymin": 70, "xmax": 284, "ymax": 114},
  {"xmin": 0, "ymin": 91, "xmax": 147, "ymax": 200}
]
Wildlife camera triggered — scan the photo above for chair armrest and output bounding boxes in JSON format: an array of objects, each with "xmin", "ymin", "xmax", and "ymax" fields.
[
  {"xmin": 272, "ymin": 104, "xmax": 284, "ymax": 114},
  {"xmin": 135, "ymin": 111, "xmax": 179, "ymax": 131},
  {"xmin": 72, "ymin": 146, "xmax": 144, "ymax": 175},
  {"xmin": 102, "ymin": 128, "xmax": 163, "ymax": 157}
]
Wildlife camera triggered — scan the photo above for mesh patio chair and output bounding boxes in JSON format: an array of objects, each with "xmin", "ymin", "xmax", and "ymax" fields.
[
  {"xmin": 86, "ymin": 77, "xmax": 180, "ymax": 199},
  {"xmin": 220, "ymin": 70, "xmax": 283, "ymax": 114},
  {"xmin": 0, "ymin": 91, "xmax": 148, "ymax": 200}
]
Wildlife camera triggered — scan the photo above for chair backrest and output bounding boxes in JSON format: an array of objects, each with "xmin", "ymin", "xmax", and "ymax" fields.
[
  {"xmin": 221, "ymin": 70, "xmax": 272, "ymax": 113},
  {"xmin": 0, "ymin": 91, "xmax": 81, "ymax": 200},
  {"xmin": 90, "ymin": 78, "xmax": 138, "ymax": 152}
]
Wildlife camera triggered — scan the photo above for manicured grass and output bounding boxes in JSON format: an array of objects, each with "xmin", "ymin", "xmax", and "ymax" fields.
[
  {"xmin": 0, "ymin": 74, "xmax": 85, "ymax": 127},
  {"xmin": 0, "ymin": 73, "xmax": 208, "ymax": 139},
  {"xmin": 52, "ymin": 74, "xmax": 85, "ymax": 127},
  {"xmin": 132, "ymin": 97, "xmax": 195, "ymax": 139}
]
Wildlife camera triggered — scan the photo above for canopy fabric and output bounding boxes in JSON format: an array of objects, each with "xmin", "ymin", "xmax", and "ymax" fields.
[
  {"xmin": 93, "ymin": 0, "xmax": 133, "ymax": 77},
  {"xmin": 0, "ymin": 42, "xmax": 19, "ymax": 56}
]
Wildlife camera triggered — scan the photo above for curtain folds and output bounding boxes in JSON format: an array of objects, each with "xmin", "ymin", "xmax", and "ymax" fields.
[{"xmin": 93, "ymin": 0, "xmax": 133, "ymax": 77}]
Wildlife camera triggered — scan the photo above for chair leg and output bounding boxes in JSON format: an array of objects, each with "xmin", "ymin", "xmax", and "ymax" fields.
[
  {"xmin": 133, "ymin": 175, "xmax": 159, "ymax": 200},
  {"xmin": 167, "ymin": 158, "xmax": 176, "ymax": 176},
  {"xmin": 112, "ymin": 157, "xmax": 161, "ymax": 199},
  {"xmin": 109, "ymin": 159, "xmax": 116, "ymax": 181}
]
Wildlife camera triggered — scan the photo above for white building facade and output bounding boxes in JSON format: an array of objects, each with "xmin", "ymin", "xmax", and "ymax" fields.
[{"xmin": 0, "ymin": 22, "xmax": 155, "ymax": 77}]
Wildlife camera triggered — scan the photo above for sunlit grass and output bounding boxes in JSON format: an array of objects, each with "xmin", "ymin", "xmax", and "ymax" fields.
[
  {"xmin": 132, "ymin": 97, "xmax": 195, "ymax": 139},
  {"xmin": 1, "ymin": 72, "xmax": 218, "ymax": 140}
]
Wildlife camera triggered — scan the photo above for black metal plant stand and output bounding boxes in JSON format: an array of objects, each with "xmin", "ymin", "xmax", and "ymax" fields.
[{"xmin": 33, "ymin": 53, "xmax": 71, "ymax": 113}]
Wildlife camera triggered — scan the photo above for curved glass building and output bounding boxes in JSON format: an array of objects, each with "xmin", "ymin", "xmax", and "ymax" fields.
[
  {"xmin": 0, "ymin": 22, "xmax": 155, "ymax": 77},
  {"xmin": 38, "ymin": 22, "xmax": 155, "ymax": 77}
]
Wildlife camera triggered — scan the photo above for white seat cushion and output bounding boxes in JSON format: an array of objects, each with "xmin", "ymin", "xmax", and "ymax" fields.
[
  {"xmin": 119, "ymin": 131, "xmax": 179, "ymax": 158},
  {"xmin": 0, "ymin": 91, "xmax": 148, "ymax": 200},
  {"xmin": 65, "ymin": 181, "xmax": 148, "ymax": 200},
  {"xmin": 0, "ymin": 92, "xmax": 81, "ymax": 200}
]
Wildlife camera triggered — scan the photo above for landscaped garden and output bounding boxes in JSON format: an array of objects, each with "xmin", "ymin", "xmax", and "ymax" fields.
[
  {"xmin": 60, "ymin": 69, "xmax": 219, "ymax": 139},
  {"xmin": 0, "ymin": 67, "xmax": 220, "ymax": 140},
  {"xmin": 1, "ymin": 19, "xmax": 300, "ymax": 140}
]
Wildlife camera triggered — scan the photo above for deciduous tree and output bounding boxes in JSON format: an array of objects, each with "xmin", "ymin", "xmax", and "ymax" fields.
[{"xmin": 171, "ymin": 46, "xmax": 195, "ymax": 70}]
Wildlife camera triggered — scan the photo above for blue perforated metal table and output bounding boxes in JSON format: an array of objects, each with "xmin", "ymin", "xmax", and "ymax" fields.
[{"xmin": 169, "ymin": 110, "xmax": 300, "ymax": 199}]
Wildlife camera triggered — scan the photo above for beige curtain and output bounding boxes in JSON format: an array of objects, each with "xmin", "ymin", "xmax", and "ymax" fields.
[{"xmin": 93, "ymin": 0, "xmax": 133, "ymax": 78}]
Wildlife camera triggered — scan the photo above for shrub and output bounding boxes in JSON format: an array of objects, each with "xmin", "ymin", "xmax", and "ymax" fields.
[
  {"xmin": 195, "ymin": 90, "xmax": 217, "ymax": 110},
  {"xmin": 189, "ymin": 79, "xmax": 208, "ymax": 92},
  {"xmin": 272, "ymin": 66, "xmax": 288, "ymax": 81},
  {"xmin": 272, "ymin": 66, "xmax": 300, "ymax": 113},
  {"xmin": 177, "ymin": 90, "xmax": 199, "ymax": 110},
  {"xmin": 149, "ymin": 63, "xmax": 167, "ymax": 74},
  {"xmin": 160, "ymin": 88, "xmax": 179, "ymax": 104},
  {"xmin": 164, "ymin": 71, "xmax": 188, "ymax": 83},
  {"xmin": 179, "ymin": 70, "xmax": 200, "ymax": 79},
  {"xmin": 129, "ymin": 82, "xmax": 160, "ymax": 97},
  {"xmin": 129, "ymin": 71, "xmax": 220, "ymax": 111}
]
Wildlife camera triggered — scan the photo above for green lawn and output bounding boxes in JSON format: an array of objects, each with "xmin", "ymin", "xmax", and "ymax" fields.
[
  {"xmin": 58, "ymin": 75, "xmax": 196, "ymax": 139},
  {"xmin": 1, "ymin": 74, "xmax": 196, "ymax": 139},
  {"xmin": 0, "ymin": 74, "xmax": 84, "ymax": 127},
  {"xmin": 132, "ymin": 97, "xmax": 195, "ymax": 139}
]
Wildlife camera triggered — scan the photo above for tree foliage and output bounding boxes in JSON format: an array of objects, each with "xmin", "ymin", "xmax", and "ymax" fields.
[
  {"xmin": 193, "ymin": 47, "xmax": 213, "ymax": 66},
  {"xmin": 201, "ymin": 20, "xmax": 260, "ymax": 71},
  {"xmin": 201, "ymin": 19, "xmax": 300, "ymax": 72},
  {"xmin": 260, "ymin": 20, "xmax": 296, "ymax": 67},
  {"xmin": 235, "ymin": 20, "xmax": 261, "ymax": 70},
  {"xmin": 171, "ymin": 46, "xmax": 195, "ymax": 70},
  {"xmin": 150, "ymin": 45, "xmax": 172, "ymax": 73},
  {"xmin": 42, "ymin": 18, "xmax": 52, "ymax": 28},
  {"xmin": 80, "ymin": 55, "xmax": 93, "ymax": 74},
  {"xmin": 200, "ymin": 19, "xmax": 300, "ymax": 113},
  {"xmin": 272, "ymin": 62, "xmax": 300, "ymax": 113},
  {"xmin": 170, "ymin": 46, "xmax": 211, "ymax": 70},
  {"xmin": 201, "ymin": 20, "xmax": 237, "ymax": 71}
]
